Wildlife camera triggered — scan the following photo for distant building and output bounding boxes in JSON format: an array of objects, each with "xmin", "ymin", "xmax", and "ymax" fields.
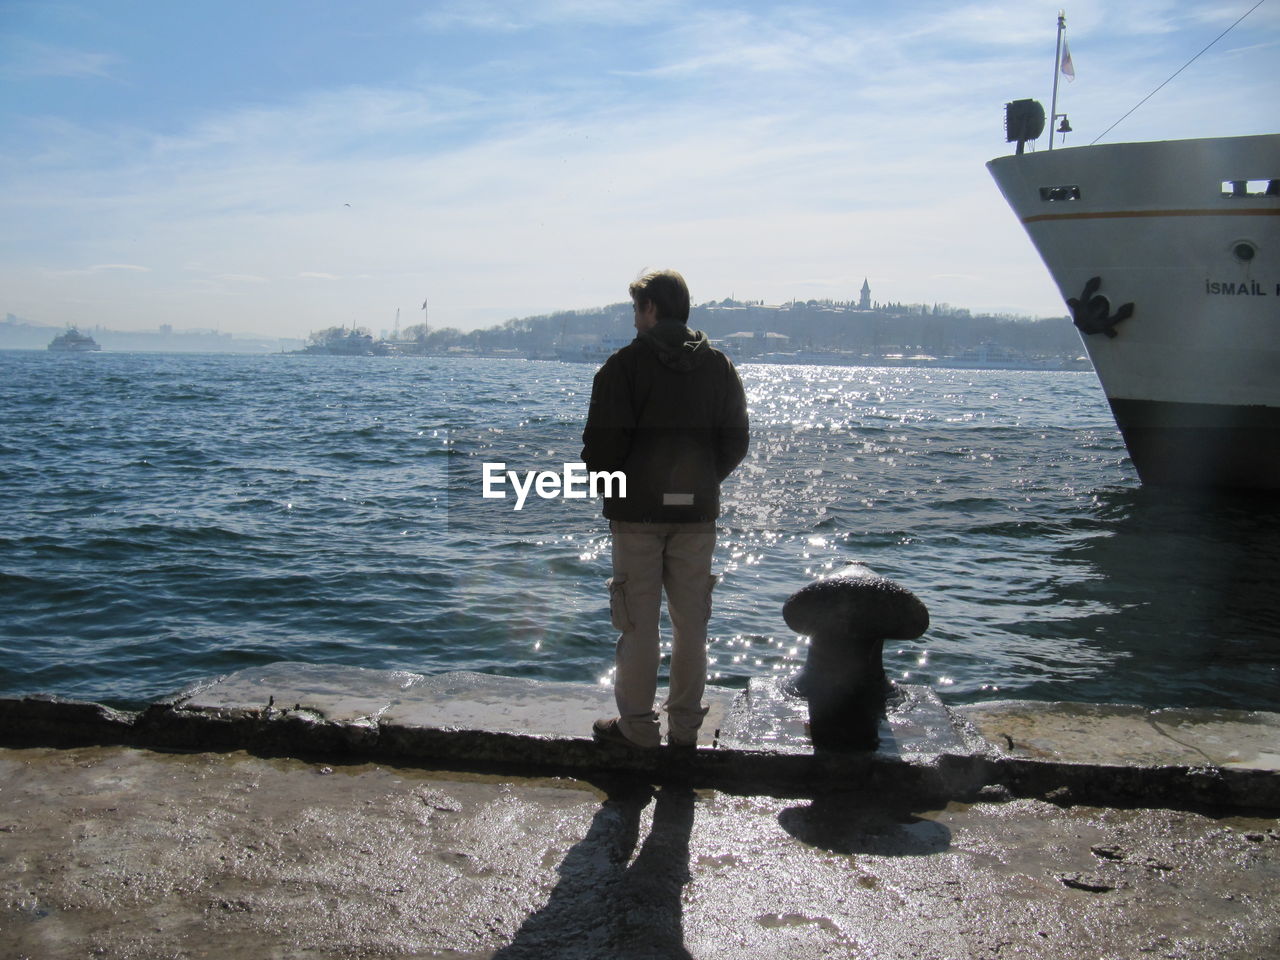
[{"xmin": 859, "ymin": 278, "xmax": 871, "ymax": 310}]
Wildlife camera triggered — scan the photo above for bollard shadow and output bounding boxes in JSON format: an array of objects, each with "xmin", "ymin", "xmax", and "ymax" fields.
[
  {"xmin": 493, "ymin": 780, "xmax": 696, "ymax": 960},
  {"xmin": 777, "ymin": 794, "xmax": 951, "ymax": 857}
]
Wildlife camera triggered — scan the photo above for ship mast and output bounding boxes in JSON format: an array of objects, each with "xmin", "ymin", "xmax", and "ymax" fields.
[{"xmin": 1049, "ymin": 11, "xmax": 1068, "ymax": 150}]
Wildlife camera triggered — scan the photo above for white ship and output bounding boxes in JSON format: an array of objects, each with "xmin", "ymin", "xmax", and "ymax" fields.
[
  {"xmin": 988, "ymin": 126, "xmax": 1279, "ymax": 489},
  {"xmin": 47, "ymin": 327, "xmax": 101, "ymax": 352}
]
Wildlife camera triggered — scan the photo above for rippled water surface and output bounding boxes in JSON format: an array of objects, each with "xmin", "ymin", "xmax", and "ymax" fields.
[{"xmin": 2, "ymin": 350, "xmax": 1277, "ymax": 711}]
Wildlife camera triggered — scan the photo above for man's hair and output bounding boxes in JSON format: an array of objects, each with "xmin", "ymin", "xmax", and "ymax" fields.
[{"xmin": 629, "ymin": 269, "xmax": 690, "ymax": 324}]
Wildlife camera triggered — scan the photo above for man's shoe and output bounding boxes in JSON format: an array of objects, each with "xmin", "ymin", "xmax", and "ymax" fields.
[
  {"xmin": 592, "ymin": 717, "xmax": 651, "ymax": 749},
  {"xmin": 666, "ymin": 734, "xmax": 698, "ymax": 749}
]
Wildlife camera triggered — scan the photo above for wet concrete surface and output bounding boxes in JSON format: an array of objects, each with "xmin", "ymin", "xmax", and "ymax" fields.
[
  {"xmin": 958, "ymin": 700, "xmax": 1280, "ymax": 770},
  {"xmin": 2, "ymin": 744, "xmax": 1278, "ymax": 960},
  {"xmin": 4, "ymin": 668, "xmax": 1280, "ymax": 957}
]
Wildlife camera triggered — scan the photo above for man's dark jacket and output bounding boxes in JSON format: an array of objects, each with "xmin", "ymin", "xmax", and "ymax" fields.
[{"xmin": 581, "ymin": 320, "xmax": 749, "ymax": 522}]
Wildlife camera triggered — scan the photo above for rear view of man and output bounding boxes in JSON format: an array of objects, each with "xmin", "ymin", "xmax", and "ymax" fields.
[{"xmin": 581, "ymin": 269, "xmax": 749, "ymax": 748}]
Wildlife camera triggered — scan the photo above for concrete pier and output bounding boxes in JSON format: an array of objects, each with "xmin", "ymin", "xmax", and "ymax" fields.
[
  {"xmin": 2, "ymin": 664, "xmax": 1278, "ymax": 958},
  {"xmin": 4, "ymin": 663, "xmax": 1277, "ymax": 810}
]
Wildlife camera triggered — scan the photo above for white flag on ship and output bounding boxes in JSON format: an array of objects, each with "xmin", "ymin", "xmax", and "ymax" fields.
[{"xmin": 1061, "ymin": 38, "xmax": 1075, "ymax": 81}]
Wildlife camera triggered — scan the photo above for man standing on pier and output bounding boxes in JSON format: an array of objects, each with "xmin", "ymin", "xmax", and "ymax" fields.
[{"xmin": 581, "ymin": 269, "xmax": 749, "ymax": 748}]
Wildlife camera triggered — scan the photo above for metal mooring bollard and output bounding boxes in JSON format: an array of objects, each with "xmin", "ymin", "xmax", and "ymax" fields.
[{"xmin": 782, "ymin": 563, "xmax": 930, "ymax": 751}]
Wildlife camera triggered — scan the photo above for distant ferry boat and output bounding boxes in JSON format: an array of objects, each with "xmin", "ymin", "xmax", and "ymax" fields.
[
  {"xmin": 300, "ymin": 328, "xmax": 389, "ymax": 356},
  {"xmin": 47, "ymin": 328, "xmax": 101, "ymax": 352},
  {"xmin": 988, "ymin": 120, "xmax": 1279, "ymax": 489},
  {"xmin": 555, "ymin": 337, "xmax": 632, "ymax": 364}
]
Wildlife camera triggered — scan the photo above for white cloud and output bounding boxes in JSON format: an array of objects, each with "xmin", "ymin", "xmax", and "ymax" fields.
[
  {"xmin": 212, "ymin": 273, "xmax": 268, "ymax": 284},
  {"xmin": 419, "ymin": 0, "xmax": 680, "ymax": 31},
  {"xmin": 2, "ymin": 39, "xmax": 118, "ymax": 79}
]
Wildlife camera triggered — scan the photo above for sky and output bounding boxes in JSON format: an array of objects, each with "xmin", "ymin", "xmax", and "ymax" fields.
[{"xmin": 2, "ymin": 1, "xmax": 1277, "ymax": 338}]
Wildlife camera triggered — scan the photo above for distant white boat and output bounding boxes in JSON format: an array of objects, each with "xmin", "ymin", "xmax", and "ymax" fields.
[
  {"xmin": 555, "ymin": 336, "xmax": 632, "ymax": 364},
  {"xmin": 48, "ymin": 327, "xmax": 101, "ymax": 352},
  {"xmin": 300, "ymin": 328, "xmax": 389, "ymax": 356},
  {"xmin": 989, "ymin": 128, "xmax": 1279, "ymax": 489}
]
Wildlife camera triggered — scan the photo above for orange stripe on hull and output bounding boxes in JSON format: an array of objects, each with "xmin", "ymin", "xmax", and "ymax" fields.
[{"xmin": 1022, "ymin": 208, "xmax": 1280, "ymax": 224}]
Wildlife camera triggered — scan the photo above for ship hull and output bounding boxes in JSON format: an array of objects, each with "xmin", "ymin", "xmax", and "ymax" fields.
[
  {"xmin": 988, "ymin": 134, "xmax": 1279, "ymax": 489},
  {"xmin": 1108, "ymin": 397, "xmax": 1280, "ymax": 488}
]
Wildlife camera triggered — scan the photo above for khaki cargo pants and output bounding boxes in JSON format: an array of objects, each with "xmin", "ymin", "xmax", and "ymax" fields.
[{"xmin": 608, "ymin": 520, "xmax": 717, "ymax": 747}]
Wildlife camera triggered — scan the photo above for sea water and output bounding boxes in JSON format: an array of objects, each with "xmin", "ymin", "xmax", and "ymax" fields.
[{"xmin": 2, "ymin": 350, "xmax": 1277, "ymax": 711}]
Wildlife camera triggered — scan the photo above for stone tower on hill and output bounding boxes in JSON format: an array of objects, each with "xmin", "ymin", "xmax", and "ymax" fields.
[{"xmin": 859, "ymin": 278, "xmax": 871, "ymax": 310}]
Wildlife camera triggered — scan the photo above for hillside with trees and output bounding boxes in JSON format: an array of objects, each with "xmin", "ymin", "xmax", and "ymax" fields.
[{"xmin": 387, "ymin": 298, "xmax": 1082, "ymax": 366}]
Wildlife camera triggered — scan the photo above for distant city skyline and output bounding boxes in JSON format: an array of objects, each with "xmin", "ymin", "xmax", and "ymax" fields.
[
  {"xmin": 3, "ymin": 278, "xmax": 1053, "ymax": 342},
  {"xmin": 2, "ymin": 1, "xmax": 1276, "ymax": 338}
]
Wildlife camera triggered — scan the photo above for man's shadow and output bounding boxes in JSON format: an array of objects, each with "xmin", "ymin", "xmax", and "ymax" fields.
[{"xmin": 494, "ymin": 780, "xmax": 695, "ymax": 960}]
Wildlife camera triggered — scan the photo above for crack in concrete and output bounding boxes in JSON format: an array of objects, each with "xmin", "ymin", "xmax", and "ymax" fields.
[{"xmin": 1146, "ymin": 717, "xmax": 1219, "ymax": 768}]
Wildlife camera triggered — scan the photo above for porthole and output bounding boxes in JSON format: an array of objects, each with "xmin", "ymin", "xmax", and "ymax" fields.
[{"xmin": 1231, "ymin": 240, "xmax": 1258, "ymax": 263}]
